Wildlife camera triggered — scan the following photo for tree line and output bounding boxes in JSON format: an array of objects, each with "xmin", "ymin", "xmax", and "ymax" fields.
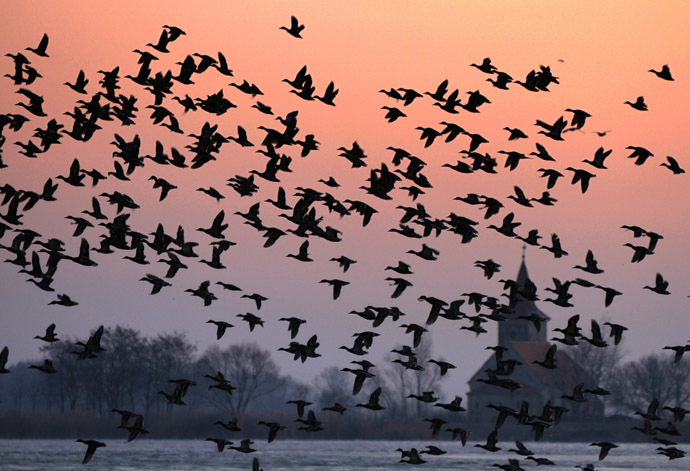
[{"xmin": 0, "ymin": 324, "xmax": 688, "ymax": 439}]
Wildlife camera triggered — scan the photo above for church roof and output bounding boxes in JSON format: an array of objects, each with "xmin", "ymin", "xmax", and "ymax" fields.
[
  {"xmin": 510, "ymin": 258, "xmax": 550, "ymax": 321},
  {"xmin": 509, "ymin": 341, "xmax": 592, "ymax": 387},
  {"xmin": 467, "ymin": 341, "xmax": 596, "ymax": 392}
]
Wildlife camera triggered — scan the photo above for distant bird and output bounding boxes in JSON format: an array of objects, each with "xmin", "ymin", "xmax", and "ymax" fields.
[
  {"xmin": 407, "ymin": 243, "xmax": 439, "ymax": 261},
  {"xmin": 287, "ymin": 240, "xmax": 313, "ymax": 262},
  {"xmin": 76, "ymin": 439, "xmax": 106, "ymax": 464},
  {"xmin": 475, "ymin": 430, "xmax": 501, "ymax": 452},
  {"xmin": 583, "ymin": 147, "xmax": 612, "ymax": 169},
  {"xmin": 660, "ymin": 156, "xmax": 685, "ymax": 174},
  {"xmin": 320, "ymin": 279, "xmax": 349, "ymax": 300},
  {"xmin": 381, "ymin": 106, "xmax": 406, "ymax": 123},
  {"xmin": 242, "ymin": 293, "xmax": 268, "ymax": 310},
  {"xmin": 185, "ymin": 281, "xmax": 217, "ymax": 306},
  {"xmin": 603, "ymin": 322, "xmax": 628, "ymax": 345},
  {"xmin": 356, "ymin": 386, "xmax": 384, "ymax": 410},
  {"xmin": 236, "ymin": 313, "xmax": 264, "ymax": 331},
  {"xmin": 626, "ymin": 146, "xmax": 654, "ymax": 166},
  {"xmin": 537, "ymin": 168, "xmax": 563, "ymax": 189},
  {"xmin": 287, "ymin": 399, "xmax": 312, "ymax": 418},
  {"xmin": 565, "ymin": 108, "xmax": 592, "ymax": 130},
  {"xmin": 205, "ymin": 437, "xmax": 233, "ymax": 452},
  {"xmin": 49, "ymin": 294, "xmax": 78, "ymax": 306},
  {"xmin": 649, "ymin": 64, "xmax": 673, "ymax": 81},
  {"xmin": 0, "ymin": 346, "xmax": 10, "ymax": 374},
  {"xmin": 565, "ymin": 167, "xmax": 596, "ymax": 193},
  {"xmin": 532, "ymin": 344, "xmax": 558, "ymax": 369},
  {"xmin": 663, "ymin": 345, "xmax": 690, "ymax": 363},
  {"xmin": 508, "ymin": 440, "xmax": 534, "ymax": 456},
  {"xmin": 215, "ymin": 417, "xmax": 242, "ymax": 432},
  {"xmin": 596, "ymin": 285, "xmax": 622, "ymax": 307},
  {"xmin": 447, "ymin": 427, "xmax": 469, "ymax": 445},
  {"xmin": 330, "ymin": 255, "xmax": 356, "ymax": 273},
  {"xmin": 34, "ymin": 323, "xmax": 59, "ymax": 342},
  {"xmin": 504, "ymin": 127, "xmax": 528, "ymax": 140},
  {"xmin": 624, "ymin": 96, "xmax": 648, "ymax": 111},
  {"xmin": 257, "ymin": 421, "xmax": 286, "ymax": 443},
  {"xmin": 428, "ymin": 359, "xmax": 456, "ymax": 376},
  {"xmin": 280, "ymin": 16, "xmax": 305, "ymax": 38},
  {"xmin": 322, "ymin": 403, "xmax": 347, "ymax": 415},
  {"xmin": 470, "ymin": 57, "xmax": 498, "ymax": 74},
  {"xmin": 644, "ymin": 273, "xmax": 670, "ymax": 295},
  {"xmin": 197, "ymin": 187, "xmax": 225, "ymax": 202},
  {"xmin": 279, "ymin": 317, "xmax": 306, "ymax": 339},
  {"xmin": 26, "ymin": 33, "xmax": 49, "ymax": 57},
  {"xmin": 206, "ymin": 320, "xmax": 233, "ymax": 339},
  {"xmin": 590, "ymin": 442, "xmax": 618, "ymax": 460},
  {"xmin": 475, "ymin": 259, "xmax": 501, "ymax": 279},
  {"xmin": 64, "ymin": 70, "xmax": 89, "ymax": 94},
  {"xmin": 387, "ymin": 277, "xmax": 413, "ymax": 298},
  {"xmin": 316, "ymin": 81, "xmax": 339, "ymax": 106}
]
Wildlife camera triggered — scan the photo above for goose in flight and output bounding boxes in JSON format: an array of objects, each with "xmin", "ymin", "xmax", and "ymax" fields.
[
  {"xmin": 34, "ymin": 323, "xmax": 59, "ymax": 342},
  {"xmin": 320, "ymin": 279, "xmax": 349, "ymax": 300},
  {"xmin": 287, "ymin": 240, "xmax": 312, "ymax": 262},
  {"xmin": 280, "ymin": 15, "xmax": 305, "ymax": 38},
  {"xmin": 49, "ymin": 294, "xmax": 78, "ymax": 306},
  {"xmin": 76, "ymin": 439, "xmax": 106, "ymax": 464},
  {"xmin": 624, "ymin": 96, "xmax": 648, "ymax": 111},
  {"xmin": 649, "ymin": 64, "xmax": 673, "ymax": 81},
  {"xmin": 279, "ymin": 317, "xmax": 306, "ymax": 339},
  {"xmin": 242, "ymin": 293, "xmax": 268, "ymax": 310},
  {"xmin": 26, "ymin": 33, "xmax": 49, "ymax": 57},
  {"xmin": 626, "ymin": 146, "xmax": 654, "ymax": 166},
  {"xmin": 237, "ymin": 313, "xmax": 264, "ymax": 331},
  {"xmin": 590, "ymin": 442, "xmax": 618, "ymax": 460},
  {"xmin": 257, "ymin": 421, "xmax": 286, "ymax": 443},
  {"xmin": 407, "ymin": 243, "xmax": 439, "ymax": 261},
  {"xmin": 644, "ymin": 273, "xmax": 670, "ymax": 295},
  {"xmin": 660, "ymin": 156, "xmax": 685, "ymax": 174},
  {"xmin": 205, "ymin": 437, "xmax": 233, "ymax": 452},
  {"xmin": 330, "ymin": 255, "xmax": 356, "ymax": 272},
  {"xmin": 0, "ymin": 346, "xmax": 10, "ymax": 373},
  {"xmin": 287, "ymin": 399, "xmax": 313, "ymax": 418},
  {"xmin": 470, "ymin": 57, "xmax": 498, "ymax": 74},
  {"xmin": 207, "ymin": 320, "xmax": 233, "ymax": 339},
  {"xmin": 185, "ymin": 281, "xmax": 217, "ymax": 306},
  {"xmin": 356, "ymin": 386, "xmax": 384, "ymax": 410}
]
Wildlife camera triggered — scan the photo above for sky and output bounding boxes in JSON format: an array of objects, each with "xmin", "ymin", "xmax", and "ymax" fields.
[{"xmin": 1, "ymin": 1, "xmax": 689, "ymax": 398}]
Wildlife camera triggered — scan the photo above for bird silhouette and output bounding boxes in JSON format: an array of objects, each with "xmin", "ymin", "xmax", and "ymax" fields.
[
  {"xmin": 280, "ymin": 16, "xmax": 305, "ymax": 38},
  {"xmin": 26, "ymin": 33, "xmax": 49, "ymax": 57},
  {"xmin": 642, "ymin": 273, "xmax": 671, "ymax": 297},
  {"xmin": 0, "ymin": 346, "xmax": 10, "ymax": 374},
  {"xmin": 34, "ymin": 323, "xmax": 59, "ymax": 342},
  {"xmin": 625, "ymin": 96, "xmax": 648, "ymax": 111},
  {"xmin": 649, "ymin": 64, "xmax": 673, "ymax": 81},
  {"xmin": 76, "ymin": 439, "xmax": 106, "ymax": 464}
]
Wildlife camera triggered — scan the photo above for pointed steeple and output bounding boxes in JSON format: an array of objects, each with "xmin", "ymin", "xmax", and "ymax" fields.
[{"xmin": 498, "ymin": 255, "xmax": 549, "ymax": 346}]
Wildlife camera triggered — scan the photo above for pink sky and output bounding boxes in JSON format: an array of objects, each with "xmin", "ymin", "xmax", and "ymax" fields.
[{"xmin": 1, "ymin": 1, "xmax": 689, "ymax": 396}]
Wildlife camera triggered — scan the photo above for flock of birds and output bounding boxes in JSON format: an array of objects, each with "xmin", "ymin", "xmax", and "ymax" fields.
[{"xmin": 0, "ymin": 14, "xmax": 688, "ymax": 469}]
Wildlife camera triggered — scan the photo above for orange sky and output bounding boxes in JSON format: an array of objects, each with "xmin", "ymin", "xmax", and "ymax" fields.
[{"xmin": 1, "ymin": 1, "xmax": 689, "ymax": 396}]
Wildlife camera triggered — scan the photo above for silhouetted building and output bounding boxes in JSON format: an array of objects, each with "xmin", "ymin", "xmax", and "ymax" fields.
[{"xmin": 467, "ymin": 256, "xmax": 603, "ymax": 422}]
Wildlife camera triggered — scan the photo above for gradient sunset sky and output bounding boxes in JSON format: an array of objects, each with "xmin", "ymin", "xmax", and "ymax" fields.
[{"xmin": 1, "ymin": 1, "xmax": 689, "ymax": 397}]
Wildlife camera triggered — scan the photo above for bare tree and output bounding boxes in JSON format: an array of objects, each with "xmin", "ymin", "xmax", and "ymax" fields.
[
  {"xmin": 610, "ymin": 353, "xmax": 690, "ymax": 414},
  {"xmin": 142, "ymin": 332, "xmax": 197, "ymax": 414},
  {"xmin": 314, "ymin": 366, "xmax": 351, "ymax": 408},
  {"xmin": 197, "ymin": 342, "xmax": 284, "ymax": 415},
  {"xmin": 565, "ymin": 332, "xmax": 625, "ymax": 388},
  {"xmin": 379, "ymin": 336, "xmax": 442, "ymax": 417}
]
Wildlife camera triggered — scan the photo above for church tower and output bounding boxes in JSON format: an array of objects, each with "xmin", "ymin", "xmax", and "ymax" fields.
[{"xmin": 497, "ymin": 253, "xmax": 549, "ymax": 345}]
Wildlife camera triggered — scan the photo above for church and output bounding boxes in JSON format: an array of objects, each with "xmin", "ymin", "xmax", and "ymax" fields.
[{"xmin": 466, "ymin": 257, "xmax": 604, "ymax": 422}]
